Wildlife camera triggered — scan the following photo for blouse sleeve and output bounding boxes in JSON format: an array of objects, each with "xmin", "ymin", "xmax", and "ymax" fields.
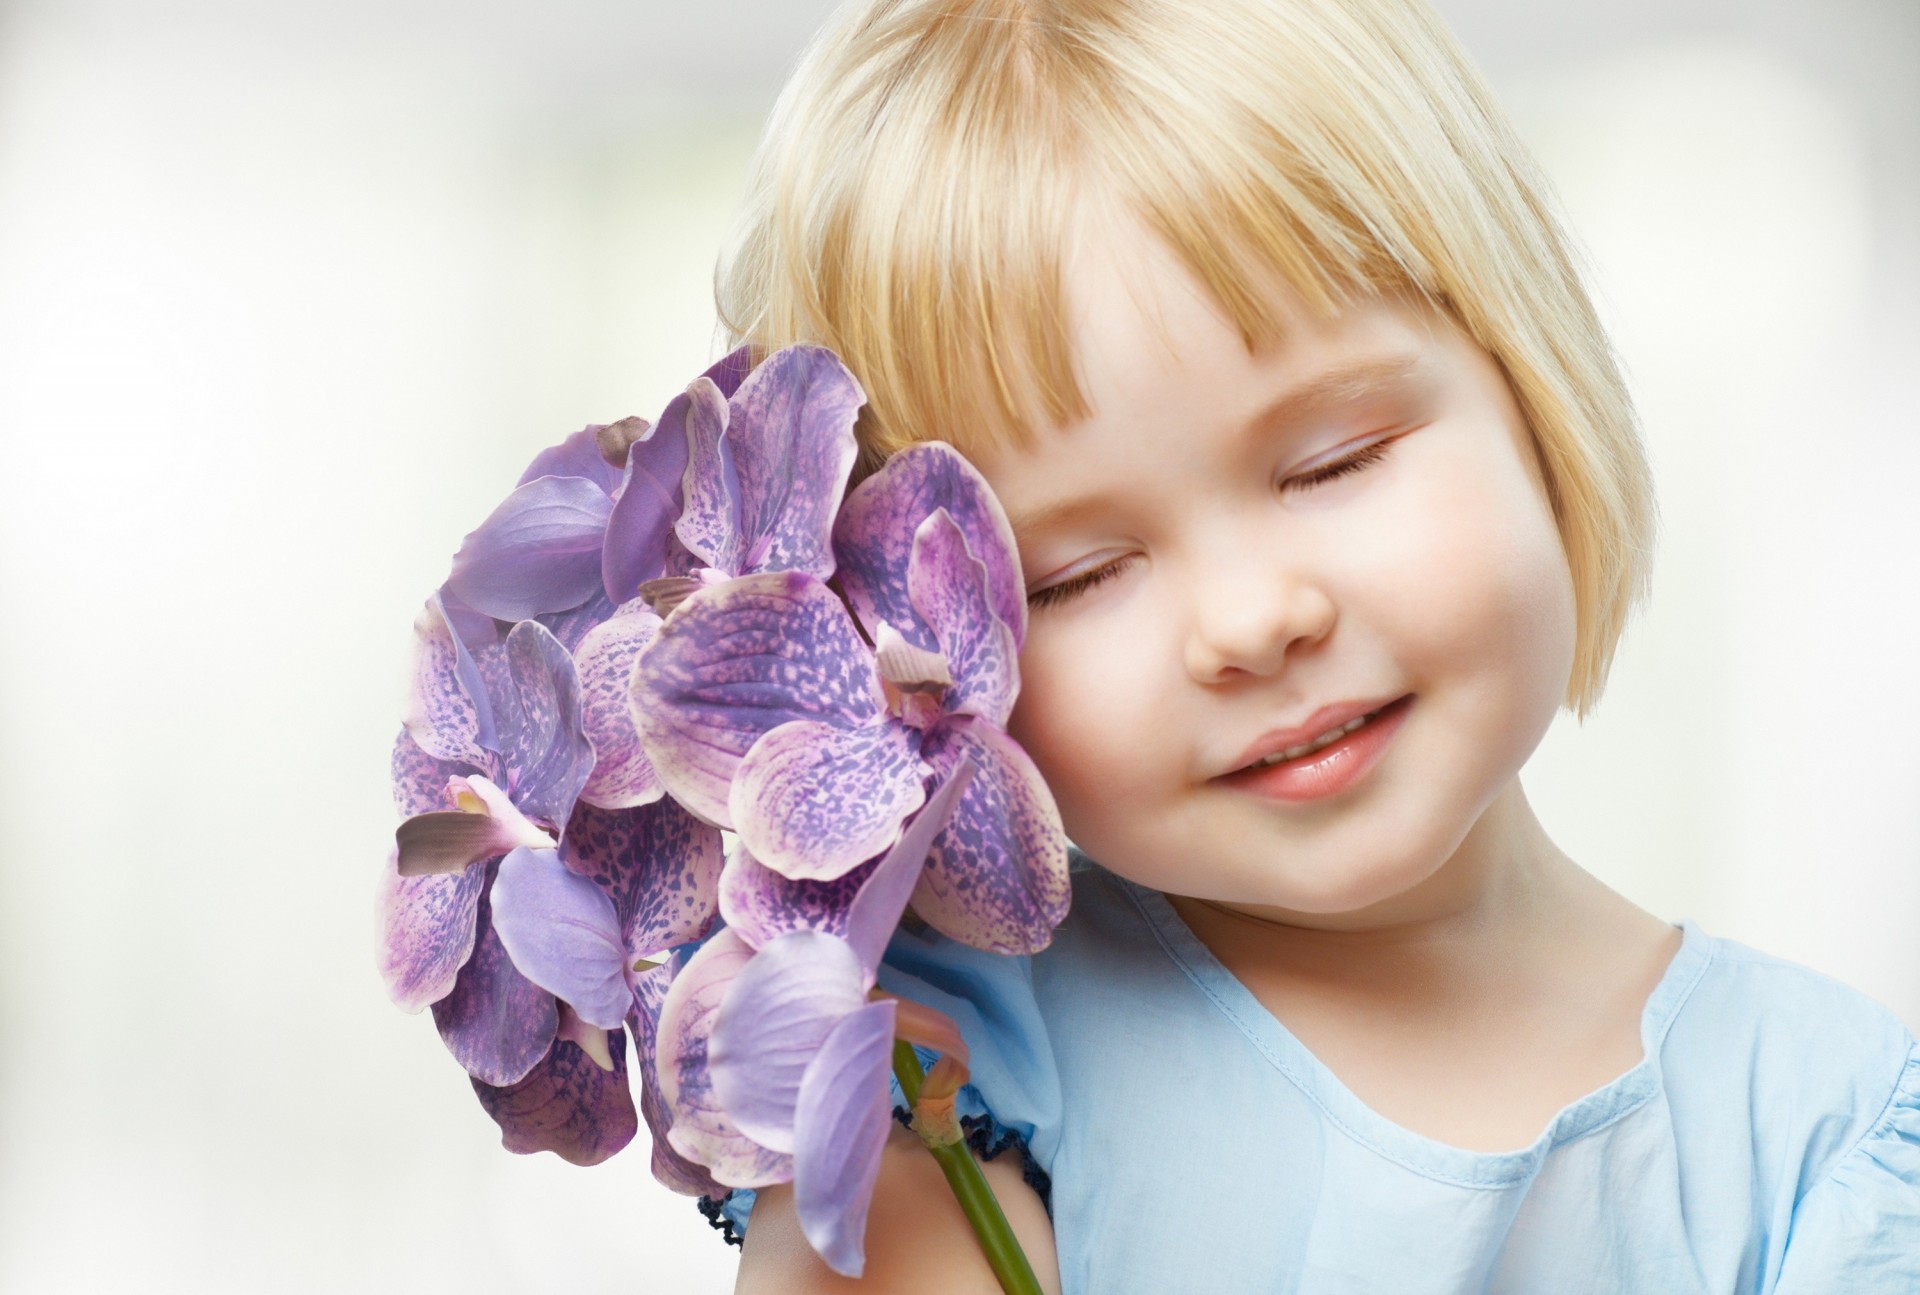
[
  {"xmin": 696, "ymin": 919, "xmax": 1063, "ymax": 1248},
  {"xmin": 1773, "ymin": 1040, "xmax": 1920, "ymax": 1290}
]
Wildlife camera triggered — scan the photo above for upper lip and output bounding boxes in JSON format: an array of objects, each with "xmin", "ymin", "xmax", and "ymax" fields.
[{"xmin": 1219, "ymin": 696, "xmax": 1406, "ymax": 776}]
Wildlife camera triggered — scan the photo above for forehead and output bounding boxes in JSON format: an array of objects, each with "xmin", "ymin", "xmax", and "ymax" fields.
[{"xmin": 968, "ymin": 208, "xmax": 1445, "ymax": 540}]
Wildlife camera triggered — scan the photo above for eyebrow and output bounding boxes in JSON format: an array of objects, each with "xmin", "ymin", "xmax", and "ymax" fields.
[{"xmin": 1003, "ymin": 352, "xmax": 1427, "ymax": 550}]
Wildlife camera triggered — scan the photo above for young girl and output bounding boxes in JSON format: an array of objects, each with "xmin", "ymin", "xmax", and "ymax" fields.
[{"xmin": 700, "ymin": 0, "xmax": 1920, "ymax": 1289}]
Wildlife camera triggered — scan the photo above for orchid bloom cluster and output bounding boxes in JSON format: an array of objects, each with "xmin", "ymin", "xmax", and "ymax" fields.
[{"xmin": 378, "ymin": 345, "xmax": 1070, "ymax": 1274}]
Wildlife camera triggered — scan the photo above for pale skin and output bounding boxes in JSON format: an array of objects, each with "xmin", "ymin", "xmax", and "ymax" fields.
[{"xmin": 738, "ymin": 200, "xmax": 1677, "ymax": 1285}]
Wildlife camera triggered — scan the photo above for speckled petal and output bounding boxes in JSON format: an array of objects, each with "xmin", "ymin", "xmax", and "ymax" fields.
[
  {"xmin": 535, "ymin": 587, "xmax": 617, "ymax": 655},
  {"xmin": 490, "ymin": 847, "xmax": 631, "ymax": 1030},
  {"xmin": 794, "ymin": 999, "xmax": 899, "ymax": 1278},
  {"xmin": 470, "ymin": 1028, "xmax": 637, "ymax": 1167},
  {"xmin": 430, "ymin": 888, "xmax": 560, "ymax": 1086},
  {"xmin": 843, "ymin": 757, "xmax": 973, "ymax": 978},
  {"xmin": 907, "ymin": 509, "xmax": 1019, "ymax": 726},
  {"xmin": 632, "ymin": 571, "xmax": 886, "ymax": 828},
  {"xmin": 730, "ymin": 718, "xmax": 925, "ymax": 882},
  {"xmin": 913, "ymin": 718, "xmax": 1070, "ymax": 955},
  {"xmin": 655, "ymin": 928, "xmax": 794, "ymax": 1188},
  {"xmin": 574, "ymin": 598, "xmax": 665, "ymax": 809},
  {"xmin": 673, "ymin": 377, "xmax": 744, "ymax": 573},
  {"xmin": 404, "ymin": 595, "xmax": 495, "ymax": 766},
  {"xmin": 489, "ymin": 620, "xmax": 595, "ymax": 831},
  {"xmin": 832, "ymin": 442, "xmax": 1028, "ymax": 652},
  {"xmin": 709, "ymin": 932, "xmax": 868, "ymax": 1154},
  {"xmin": 447, "ymin": 475, "xmax": 615, "ymax": 622},
  {"xmin": 376, "ymin": 844, "xmax": 488, "ymax": 1012},
  {"xmin": 603, "ymin": 349, "xmax": 749, "ymax": 605},
  {"xmin": 561, "ymin": 798, "xmax": 721, "ymax": 957},
  {"xmin": 718, "ymin": 846, "xmax": 870, "ymax": 950},
  {"xmin": 629, "ymin": 960, "xmax": 725, "ymax": 1197},
  {"xmin": 390, "ymin": 729, "xmax": 482, "ymax": 819},
  {"xmin": 724, "ymin": 346, "xmax": 862, "ymax": 579}
]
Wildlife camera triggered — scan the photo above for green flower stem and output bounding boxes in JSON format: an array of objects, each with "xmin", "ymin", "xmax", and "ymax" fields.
[{"xmin": 892, "ymin": 1040, "xmax": 1044, "ymax": 1295}]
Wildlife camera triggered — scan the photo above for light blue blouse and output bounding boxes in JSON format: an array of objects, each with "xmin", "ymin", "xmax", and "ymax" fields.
[{"xmin": 717, "ymin": 857, "xmax": 1920, "ymax": 1292}]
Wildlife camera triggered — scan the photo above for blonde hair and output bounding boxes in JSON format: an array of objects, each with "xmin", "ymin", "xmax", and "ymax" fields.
[{"xmin": 717, "ymin": 0, "xmax": 1655, "ymax": 716}]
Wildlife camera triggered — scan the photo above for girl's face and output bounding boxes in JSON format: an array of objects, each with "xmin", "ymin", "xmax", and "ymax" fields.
[{"xmin": 966, "ymin": 212, "xmax": 1577, "ymax": 922}]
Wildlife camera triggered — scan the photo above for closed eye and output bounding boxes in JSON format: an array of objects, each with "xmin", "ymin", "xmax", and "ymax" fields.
[
  {"xmin": 1027, "ymin": 556, "xmax": 1135, "ymax": 611},
  {"xmin": 1286, "ymin": 436, "xmax": 1398, "ymax": 491}
]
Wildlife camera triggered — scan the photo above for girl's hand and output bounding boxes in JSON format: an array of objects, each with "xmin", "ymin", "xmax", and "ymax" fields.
[{"xmin": 735, "ymin": 1122, "xmax": 1062, "ymax": 1294}]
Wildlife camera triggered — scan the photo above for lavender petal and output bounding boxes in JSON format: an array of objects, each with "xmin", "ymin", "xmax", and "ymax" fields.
[
  {"xmin": 431, "ymin": 888, "xmax": 560, "ymax": 1086},
  {"xmin": 376, "ymin": 845, "xmax": 488, "ymax": 1012},
  {"xmin": 654, "ymin": 928, "xmax": 794, "ymax": 1188},
  {"xmin": 489, "ymin": 847, "xmax": 631, "ymax": 1030},
  {"xmin": 562, "ymin": 798, "xmax": 722, "ymax": 957},
  {"xmin": 630, "ymin": 961, "xmax": 725, "ymax": 1197},
  {"xmin": 844, "ymin": 757, "xmax": 974, "ymax": 978},
  {"xmin": 514, "ymin": 423, "xmax": 627, "ymax": 496},
  {"xmin": 674, "ymin": 377, "xmax": 745, "ymax": 573},
  {"xmin": 832, "ymin": 441, "xmax": 1028, "ymax": 652},
  {"xmin": 723, "ymin": 345, "xmax": 862, "ymax": 579},
  {"xmin": 403, "ymin": 595, "xmax": 494, "ymax": 766},
  {"xmin": 914, "ymin": 718, "xmax": 1070, "ymax": 955},
  {"xmin": 390, "ymin": 729, "xmax": 482, "ymax": 819},
  {"xmin": 489, "ymin": 621, "xmax": 594, "ymax": 831},
  {"xmin": 631, "ymin": 571, "xmax": 886, "ymax": 828},
  {"xmin": 573, "ymin": 599, "xmax": 665, "ymax": 809},
  {"xmin": 718, "ymin": 846, "xmax": 871, "ymax": 950},
  {"xmin": 447, "ymin": 475, "xmax": 615, "ymax": 622},
  {"xmin": 907, "ymin": 509, "xmax": 1019, "ymax": 727},
  {"xmin": 470, "ymin": 1028, "xmax": 638, "ymax": 1167},
  {"xmin": 730, "ymin": 718, "xmax": 925, "ymax": 883},
  {"xmin": 708, "ymin": 932, "xmax": 868, "ymax": 1154},
  {"xmin": 794, "ymin": 999, "xmax": 899, "ymax": 1278}
]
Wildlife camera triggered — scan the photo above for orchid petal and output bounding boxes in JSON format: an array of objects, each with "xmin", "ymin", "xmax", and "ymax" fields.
[
  {"xmin": 533, "ymin": 587, "xmax": 617, "ymax": 655},
  {"xmin": 430, "ymin": 889, "xmax": 559, "ymax": 1086},
  {"xmin": 709, "ymin": 932, "xmax": 868, "ymax": 1154},
  {"xmin": 629, "ymin": 960, "xmax": 726, "ymax": 1197},
  {"xmin": 723, "ymin": 345, "xmax": 862, "ymax": 579},
  {"xmin": 470, "ymin": 1027, "xmax": 637, "ymax": 1167},
  {"xmin": 794, "ymin": 999, "xmax": 899, "ymax": 1278},
  {"xmin": 514, "ymin": 423, "xmax": 627, "ymax": 495},
  {"xmin": 376, "ymin": 844, "xmax": 488, "ymax": 1012},
  {"xmin": 390, "ymin": 729, "xmax": 482, "ymax": 819},
  {"xmin": 833, "ymin": 441, "xmax": 1028, "ymax": 652},
  {"xmin": 403, "ymin": 595, "xmax": 495, "ymax": 765},
  {"xmin": 655, "ymin": 929, "xmax": 794, "ymax": 1187},
  {"xmin": 914, "ymin": 718, "xmax": 1070, "ymax": 955},
  {"xmin": 907, "ymin": 509, "xmax": 1019, "ymax": 726},
  {"xmin": 844, "ymin": 757, "xmax": 974, "ymax": 979},
  {"xmin": 573, "ymin": 599, "xmax": 665, "ymax": 809},
  {"xmin": 488, "ymin": 621, "xmax": 594, "ymax": 831},
  {"xmin": 447, "ymin": 475, "xmax": 615, "ymax": 622},
  {"xmin": 718, "ymin": 846, "xmax": 871, "ymax": 951},
  {"xmin": 562, "ymin": 799, "xmax": 722, "ymax": 956},
  {"xmin": 490, "ymin": 847, "xmax": 631, "ymax": 1030},
  {"xmin": 730, "ymin": 718, "xmax": 925, "ymax": 882},
  {"xmin": 674, "ymin": 377, "xmax": 745, "ymax": 573},
  {"xmin": 632, "ymin": 571, "xmax": 886, "ymax": 828}
]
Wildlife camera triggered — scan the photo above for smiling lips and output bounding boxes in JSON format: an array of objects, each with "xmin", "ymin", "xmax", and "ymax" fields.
[{"xmin": 1218, "ymin": 695, "xmax": 1413, "ymax": 802}]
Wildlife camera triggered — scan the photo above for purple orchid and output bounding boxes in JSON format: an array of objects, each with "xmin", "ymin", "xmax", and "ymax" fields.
[
  {"xmin": 655, "ymin": 763, "xmax": 978, "ymax": 1276},
  {"xmin": 381, "ymin": 594, "xmax": 724, "ymax": 1165},
  {"xmin": 567, "ymin": 345, "xmax": 864, "ymax": 813},
  {"xmin": 633, "ymin": 443, "xmax": 1070, "ymax": 955}
]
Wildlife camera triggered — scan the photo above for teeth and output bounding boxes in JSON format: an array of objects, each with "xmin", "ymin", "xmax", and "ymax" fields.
[{"xmin": 1249, "ymin": 710, "xmax": 1379, "ymax": 769}]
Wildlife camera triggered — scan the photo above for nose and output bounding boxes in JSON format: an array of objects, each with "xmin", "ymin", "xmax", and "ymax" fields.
[{"xmin": 1180, "ymin": 530, "xmax": 1335, "ymax": 683}]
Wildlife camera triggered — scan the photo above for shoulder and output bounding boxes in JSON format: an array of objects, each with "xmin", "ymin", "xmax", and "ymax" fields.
[{"xmin": 1663, "ymin": 926, "xmax": 1916, "ymax": 1184}]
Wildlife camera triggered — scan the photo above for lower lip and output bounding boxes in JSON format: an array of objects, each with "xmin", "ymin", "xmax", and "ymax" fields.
[{"xmin": 1218, "ymin": 696, "xmax": 1413, "ymax": 803}]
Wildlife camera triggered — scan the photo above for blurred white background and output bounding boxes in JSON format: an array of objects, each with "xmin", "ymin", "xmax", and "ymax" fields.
[{"xmin": 0, "ymin": 0, "xmax": 1914, "ymax": 1290}]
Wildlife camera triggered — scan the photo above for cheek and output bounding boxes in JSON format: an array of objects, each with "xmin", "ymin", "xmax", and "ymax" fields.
[{"xmin": 1007, "ymin": 619, "xmax": 1164, "ymax": 830}]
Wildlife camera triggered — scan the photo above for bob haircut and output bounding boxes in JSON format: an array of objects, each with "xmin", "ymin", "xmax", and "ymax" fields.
[{"xmin": 717, "ymin": 0, "xmax": 1655, "ymax": 717}]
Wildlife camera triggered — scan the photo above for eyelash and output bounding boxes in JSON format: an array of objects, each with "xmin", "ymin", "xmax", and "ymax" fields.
[{"xmin": 1024, "ymin": 437, "xmax": 1399, "ymax": 611}]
